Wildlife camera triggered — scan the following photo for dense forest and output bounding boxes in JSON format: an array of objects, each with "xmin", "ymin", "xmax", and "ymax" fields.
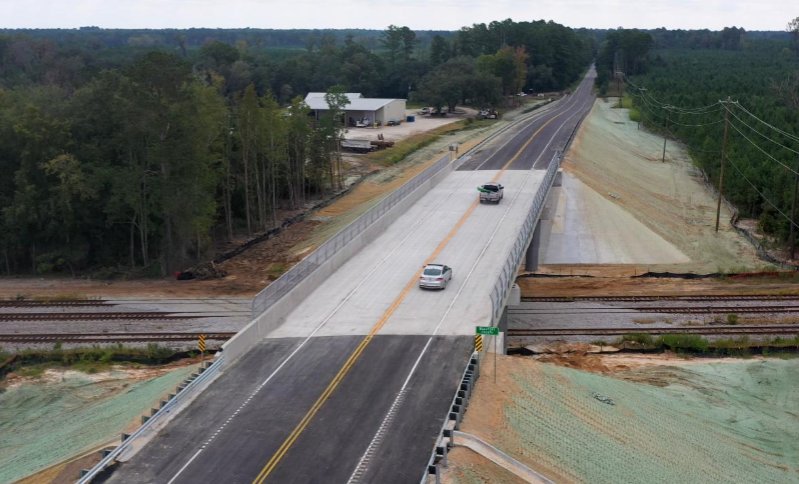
[
  {"xmin": 594, "ymin": 23, "xmax": 799, "ymax": 247},
  {"xmin": 0, "ymin": 21, "xmax": 593, "ymax": 276}
]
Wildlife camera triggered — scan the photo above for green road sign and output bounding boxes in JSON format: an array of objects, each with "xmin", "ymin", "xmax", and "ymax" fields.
[{"xmin": 475, "ymin": 326, "xmax": 499, "ymax": 336}]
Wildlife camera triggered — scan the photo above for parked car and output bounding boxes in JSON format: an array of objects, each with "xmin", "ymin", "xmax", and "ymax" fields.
[
  {"xmin": 419, "ymin": 264, "xmax": 453, "ymax": 290},
  {"xmin": 478, "ymin": 183, "xmax": 504, "ymax": 204},
  {"xmin": 418, "ymin": 107, "xmax": 431, "ymax": 115}
]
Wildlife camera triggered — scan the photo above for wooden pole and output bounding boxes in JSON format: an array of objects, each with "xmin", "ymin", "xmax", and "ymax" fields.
[
  {"xmin": 716, "ymin": 99, "xmax": 730, "ymax": 232},
  {"xmin": 661, "ymin": 110, "xmax": 669, "ymax": 162},
  {"xmin": 790, "ymin": 154, "xmax": 799, "ymax": 259}
]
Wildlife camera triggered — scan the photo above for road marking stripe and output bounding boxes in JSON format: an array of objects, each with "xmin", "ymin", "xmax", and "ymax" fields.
[
  {"xmin": 253, "ymin": 198, "xmax": 482, "ymax": 483},
  {"xmin": 167, "ymin": 163, "xmax": 478, "ymax": 484},
  {"xmin": 252, "ymin": 92, "xmax": 583, "ymax": 482},
  {"xmin": 346, "ymin": 84, "xmax": 595, "ymax": 482}
]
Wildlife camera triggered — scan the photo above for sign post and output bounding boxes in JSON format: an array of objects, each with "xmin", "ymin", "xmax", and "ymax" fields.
[
  {"xmin": 198, "ymin": 334, "xmax": 206, "ymax": 362},
  {"xmin": 476, "ymin": 326, "xmax": 499, "ymax": 383}
]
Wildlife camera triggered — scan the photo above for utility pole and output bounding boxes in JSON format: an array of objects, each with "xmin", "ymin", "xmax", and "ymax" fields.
[
  {"xmin": 716, "ymin": 98, "xmax": 731, "ymax": 232},
  {"xmin": 638, "ymin": 88, "xmax": 646, "ymax": 130},
  {"xmin": 661, "ymin": 108, "xmax": 670, "ymax": 162},
  {"xmin": 790, "ymin": 153, "xmax": 799, "ymax": 259}
]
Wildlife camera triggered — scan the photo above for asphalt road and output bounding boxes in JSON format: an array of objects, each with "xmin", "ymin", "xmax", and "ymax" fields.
[
  {"xmin": 105, "ymin": 69, "xmax": 596, "ymax": 484},
  {"xmin": 459, "ymin": 66, "xmax": 596, "ymax": 171}
]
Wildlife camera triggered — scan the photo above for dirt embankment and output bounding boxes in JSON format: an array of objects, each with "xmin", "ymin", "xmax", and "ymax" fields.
[{"xmin": 528, "ymin": 98, "xmax": 784, "ymax": 298}]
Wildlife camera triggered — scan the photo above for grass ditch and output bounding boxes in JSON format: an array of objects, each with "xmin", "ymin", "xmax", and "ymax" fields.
[
  {"xmin": 617, "ymin": 332, "xmax": 799, "ymax": 356},
  {"xmin": 0, "ymin": 344, "xmax": 202, "ymax": 381},
  {"xmin": 363, "ymin": 118, "xmax": 490, "ymax": 166}
]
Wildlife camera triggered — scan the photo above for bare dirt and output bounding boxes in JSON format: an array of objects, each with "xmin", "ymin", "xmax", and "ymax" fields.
[
  {"xmin": 444, "ymin": 98, "xmax": 799, "ymax": 484},
  {"xmin": 527, "ymin": 97, "xmax": 796, "ymax": 299}
]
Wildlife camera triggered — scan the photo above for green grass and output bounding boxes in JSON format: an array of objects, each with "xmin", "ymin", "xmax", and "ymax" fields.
[
  {"xmin": 267, "ymin": 262, "xmax": 288, "ymax": 279},
  {"xmin": 13, "ymin": 364, "xmax": 46, "ymax": 379},
  {"xmin": 616, "ymin": 332, "xmax": 799, "ymax": 356},
  {"xmin": 657, "ymin": 334, "xmax": 710, "ymax": 352},
  {"xmin": 2, "ymin": 344, "xmax": 186, "ymax": 381},
  {"xmin": 621, "ymin": 333, "xmax": 655, "ymax": 346},
  {"xmin": 365, "ymin": 120, "xmax": 471, "ymax": 166}
]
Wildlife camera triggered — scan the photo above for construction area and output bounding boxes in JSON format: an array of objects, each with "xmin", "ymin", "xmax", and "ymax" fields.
[
  {"xmin": 441, "ymin": 98, "xmax": 799, "ymax": 482},
  {"xmin": 3, "ymin": 94, "xmax": 799, "ymax": 483},
  {"xmin": 443, "ymin": 354, "xmax": 798, "ymax": 483}
]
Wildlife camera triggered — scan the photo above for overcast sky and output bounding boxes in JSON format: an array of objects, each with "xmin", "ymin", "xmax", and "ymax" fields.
[{"xmin": 1, "ymin": 0, "xmax": 794, "ymax": 32}]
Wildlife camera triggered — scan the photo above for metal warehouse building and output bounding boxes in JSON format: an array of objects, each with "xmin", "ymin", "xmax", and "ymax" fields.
[{"xmin": 304, "ymin": 92, "xmax": 407, "ymax": 127}]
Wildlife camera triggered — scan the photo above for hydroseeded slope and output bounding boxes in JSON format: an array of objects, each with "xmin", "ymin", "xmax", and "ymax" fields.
[
  {"xmin": 459, "ymin": 358, "xmax": 799, "ymax": 483},
  {"xmin": 0, "ymin": 366, "xmax": 196, "ymax": 483}
]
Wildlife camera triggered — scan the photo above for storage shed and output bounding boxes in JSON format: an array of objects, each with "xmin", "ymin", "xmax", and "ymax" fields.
[{"xmin": 304, "ymin": 92, "xmax": 407, "ymax": 127}]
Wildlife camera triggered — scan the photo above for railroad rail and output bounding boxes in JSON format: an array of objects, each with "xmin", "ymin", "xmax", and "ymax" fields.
[
  {"xmin": 522, "ymin": 295, "xmax": 799, "ymax": 302},
  {"xmin": 507, "ymin": 325, "xmax": 799, "ymax": 337},
  {"xmin": 0, "ymin": 312, "xmax": 200, "ymax": 321},
  {"xmin": 511, "ymin": 305, "xmax": 799, "ymax": 314},
  {"xmin": 0, "ymin": 300, "xmax": 112, "ymax": 308},
  {"xmin": 0, "ymin": 332, "xmax": 236, "ymax": 343}
]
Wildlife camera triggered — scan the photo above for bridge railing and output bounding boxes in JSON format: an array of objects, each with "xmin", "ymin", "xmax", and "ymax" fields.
[
  {"xmin": 77, "ymin": 354, "xmax": 226, "ymax": 483},
  {"xmin": 488, "ymin": 152, "xmax": 561, "ymax": 324},
  {"xmin": 250, "ymin": 152, "xmax": 452, "ymax": 318},
  {"xmin": 249, "ymin": 96, "xmax": 564, "ymax": 321}
]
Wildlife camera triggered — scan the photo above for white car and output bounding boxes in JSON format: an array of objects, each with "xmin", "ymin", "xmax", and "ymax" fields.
[{"xmin": 419, "ymin": 264, "xmax": 453, "ymax": 290}]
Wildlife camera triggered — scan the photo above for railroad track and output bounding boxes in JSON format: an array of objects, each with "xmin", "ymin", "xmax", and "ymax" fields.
[
  {"xmin": 522, "ymin": 295, "xmax": 799, "ymax": 302},
  {"xmin": 507, "ymin": 325, "xmax": 799, "ymax": 337},
  {"xmin": 511, "ymin": 305, "xmax": 799, "ymax": 314},
  {"xmin": 0, "ymin": 312, "xmax": 200, "ymax": 321},
  {"xmin": 0, "ymin": 332, "xmax": 236, "ymax": 343},
  {"xmin": 0, "ymin": 300, "xmax": 112, "ymax": 308}
]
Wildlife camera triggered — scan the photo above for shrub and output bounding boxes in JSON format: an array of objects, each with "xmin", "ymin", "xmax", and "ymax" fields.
[
  {"xmin": 657, "ymin": 334, "xmax": 709, "ymax": 352},
  {"xmin": 621, "ymin": 333, "xmax": 655, "ymax": 346}
]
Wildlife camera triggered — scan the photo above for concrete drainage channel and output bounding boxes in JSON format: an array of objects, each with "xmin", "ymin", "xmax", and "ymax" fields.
[
  {"xmin": 422, "ymin": 352, "xmax": 480, "ymax": 483},
  {"xmin": 77, "ymin": 356, "xmax": 225, "ymax": 483}
]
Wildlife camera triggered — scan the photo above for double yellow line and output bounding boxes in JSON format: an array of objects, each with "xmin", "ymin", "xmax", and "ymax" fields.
[{"xmin": 252, "ymin": 107, "xmax": 567, "ymax": 483}]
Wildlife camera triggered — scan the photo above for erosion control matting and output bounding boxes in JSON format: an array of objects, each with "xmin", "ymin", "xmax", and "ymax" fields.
[
  {"xmin": 0, "ymin": 365, "xmax": 196, "ymax": 483},
  {"xmin": 456, "ymin": 356, "xmax": 799, "ymax": 483}
]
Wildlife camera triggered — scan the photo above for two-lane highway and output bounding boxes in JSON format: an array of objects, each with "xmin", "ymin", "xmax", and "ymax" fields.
[{"xmin": 105, "ymin": 68, "xmax": 596, "ymax": 483}]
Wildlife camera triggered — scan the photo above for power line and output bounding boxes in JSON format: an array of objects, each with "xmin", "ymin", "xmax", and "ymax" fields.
[
  {"xmin": 732, "ymin": 102, "xmax": 799, "ymax": 144},
  {"xmin": 638, "ymin": 95, "xmax": 724, "ymax": 127},
  {"xmin": 723, "ymin": 102, "xmax": 799, "ymax": 155},
  {"xmin": 727, "ymin": 118, "xmax": 799, "ymax": 176},
  {"xmin": 727, "ymin": 155, "xmax": 799, "ymax": 230}
]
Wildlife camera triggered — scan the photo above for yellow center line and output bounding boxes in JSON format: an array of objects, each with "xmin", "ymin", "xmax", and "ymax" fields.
[{"xmin": 252, "ymin": 102, "xmax": 572, "ymax": 483}]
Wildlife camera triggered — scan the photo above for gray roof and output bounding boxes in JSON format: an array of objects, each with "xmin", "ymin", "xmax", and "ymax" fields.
[{"xmin": 304, "ymin": 92, "xmax": 402, "ymax": 112}]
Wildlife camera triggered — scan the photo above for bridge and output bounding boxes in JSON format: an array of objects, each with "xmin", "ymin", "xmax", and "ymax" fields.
[{"xmin": 84, "ymin": 68, "xmax": 597, "ymax": 484}]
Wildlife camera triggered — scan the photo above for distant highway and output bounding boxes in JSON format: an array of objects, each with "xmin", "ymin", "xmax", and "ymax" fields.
[{"xmin": 105, "ymin": 68, "xmax": 596, "ymax": 483}]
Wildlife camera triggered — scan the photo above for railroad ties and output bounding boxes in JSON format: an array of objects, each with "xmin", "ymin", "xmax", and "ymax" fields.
[
  {"xmin": 0, "ymin": 299, "xmax": 235, "ymax": 345},
  {"xmin": 0, "ymin": 332, "xmax": 236, "ymax": 343},
  {"xmin": 507, "ymin": 325, "xmax": 799, "ymax": 337}
]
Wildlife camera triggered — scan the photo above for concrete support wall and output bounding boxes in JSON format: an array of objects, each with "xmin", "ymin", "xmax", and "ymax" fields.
[{"xmin": 524, "ymin": 223, "xmax": 542, "ymax": 272}]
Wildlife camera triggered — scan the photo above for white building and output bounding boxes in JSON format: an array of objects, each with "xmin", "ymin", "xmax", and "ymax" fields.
[{"xmin": 304, "ymin": 92, "xmax": 407, "ymax": 127}]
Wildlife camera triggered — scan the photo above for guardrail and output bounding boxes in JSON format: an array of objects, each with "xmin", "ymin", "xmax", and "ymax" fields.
[
  {"xmin": 77, "ymin": 354, "xmax": 226, "ymax": 483},
  {"xmin": 488, "ymin": 152, "xmax": 561, "ymax": 324},
  {"xmin": 422, "ymin": 352, "xmax": 480, "ymax": 483}
]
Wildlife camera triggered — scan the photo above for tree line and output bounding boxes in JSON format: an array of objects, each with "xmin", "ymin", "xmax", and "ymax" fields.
[
  {"xmin": 620, "ymin": 31, "xmax": 799, "ymax": 244},
  {"xmin": 0, "ymin": 22, "xmax": 593, "ymax": 276}
]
